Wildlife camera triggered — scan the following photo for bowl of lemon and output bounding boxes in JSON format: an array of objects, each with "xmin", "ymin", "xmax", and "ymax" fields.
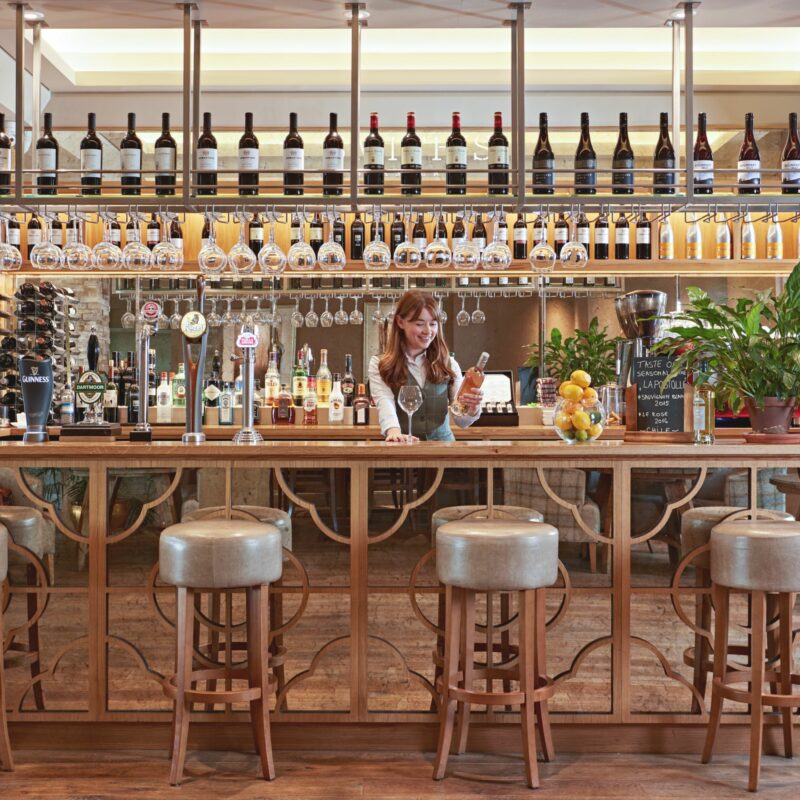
[{"xmin": 553, "ymin": 370, "xmax": 607, "ymax": 443}]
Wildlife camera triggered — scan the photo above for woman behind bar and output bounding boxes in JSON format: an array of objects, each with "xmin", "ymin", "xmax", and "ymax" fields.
[{"xmin": 368, "ymin": 290, "xmax": 483, "ymax": 442}]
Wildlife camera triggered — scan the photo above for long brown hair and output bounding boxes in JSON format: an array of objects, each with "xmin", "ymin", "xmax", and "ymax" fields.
[{"xmin": 378, "ymin": 290, "xmax": 455, "ymax": 393}]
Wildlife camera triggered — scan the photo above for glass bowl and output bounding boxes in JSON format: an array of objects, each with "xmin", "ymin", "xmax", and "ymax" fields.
[{"xmin": 553, "ymin": 396, "xmax": 606, "ymax": 444}]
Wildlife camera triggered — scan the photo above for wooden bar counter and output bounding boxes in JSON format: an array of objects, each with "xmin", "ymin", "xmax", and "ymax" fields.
[{"xmin": 0, "ymin": 438, "xmax": 796, "ymax": 754}]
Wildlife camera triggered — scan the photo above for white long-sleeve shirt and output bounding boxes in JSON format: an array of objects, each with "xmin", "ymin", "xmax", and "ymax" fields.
[{"xmin": 368, "ymin": 351, "xmax": 481, "ymax": 436}]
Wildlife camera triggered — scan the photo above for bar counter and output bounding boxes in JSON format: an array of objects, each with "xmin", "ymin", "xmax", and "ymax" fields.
[{"xmin": 1, "ymin": 438, "xmax": 797, "ymax": 754}]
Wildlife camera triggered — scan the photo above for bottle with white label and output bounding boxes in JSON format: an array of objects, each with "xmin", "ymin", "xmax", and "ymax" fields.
[
  {"xmin": 323, "ymin": 112, "xmax": 344, "ymax": 197},
  {"xmin": 554, "ymin": 212, "xmax": 569, "ymax": 257},
  {"xmin": 488, "ymin": 111, "xmax": 509, "ymax": 195},
  {"xmin": 120, "ymin": 112, "xmax": 142, "ymax": 196},
  {"xmin": 472, "ymin": 214, "xmax": 487, "ymax": 252},
  {"xmin": 401, "ymin": 111, "xmax": 422, "ymax": 196},
  {"xmin": 146, "ymin": 213, "xmax": 161, "ymax": 250},
  {"xmin": 196, "ymin": 111, "xmax": 218, "ymax": 196},
  {"xmin": 737, "ymin": 112, "xmax": 761, "ymax": 195},
  {"xmin": 412, "ymin": 213, "xmax": 427, "ymax": 255},
  {"xmin": 156, "ymin": 372, "xmax": 172, "ymax": 423},
  {"xmin": 155, "ymin": 112, "xmax": 177, "ymax": 196},
  {"xmin": 658, "ymin": 216, "xmax": 674, "ymax": 260},
  {"xmin": 715, "ymin": 213, "xmax": 732, "ymax": 260},
  {"xmin": 0, "ymin": 112, "xmax": 10, "ymax": 196},
  {"xmin": 693, "ymin": 112, "xmax": 714, "ymax": 195},
  {"xmin": 169, "ymin": 217, "xmax": 183, "ymax": 252},
  {"xmin": 614, "ymin": 213, "xmax": 630, "ymax": 260},
  {"xmin": 446, "ymin": 111, "xmax": 467, "ymax": 195},
  {"xmin": 364, "ymin": 111, "xmax": 385, "ymax": 195},
  {"xmin": 6, "ymin": 215, "xmax": 20, "ymax": 249},
  {"xmin": 593, "ymin": 212, "xmax": 609, "ymax": 260},
  {"xmin": 686, "ymin": 212, "xmax": 703, "ymax": 260},
  {"xmin": 238, "ymin": 111, "xmax": 259, "ymax": 196},
  {"xmin": 740, "ymin": 212, "xmax": 756, "ymax": 259},
  {"xmin": 36, "ymin": 112, "xmax": 58, "ymax": 196},
  {"xmin": 781, "ymin": 112, "xmax": 800, "ymax": 195},
  {"xmin": 172, "ymin": 362, "xmax": 186, "ymax": 408},
  {"xmin": 80, "ymin": 112, "xmax": 103, "ymax": 196},
  {"xmin": 283, "ymin": 111, "xmax": 304, "ymax": 196},
  {"xmin": 767, "ymin": 214, "xmax": 784, "ymax": 260},
  {"xmin": 635, "ymin": 211, "xmax": 651, "ymax": 260},
  {"xmin": 26, "ymin": 214, "xmax": 42, "ymax": 259},
  {"xmin": 513, "ymin": 214, "xmax": 528, "ymax": 259},
  {"xmin": 219, "ymin": 382, "xmax": 234, "ymax": 426},
  {"xmin": 328, "ymin": 375, "xmax": 345, "ymax": 423}
]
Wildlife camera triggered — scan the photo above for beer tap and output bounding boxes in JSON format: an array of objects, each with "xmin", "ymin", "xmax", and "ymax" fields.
[
  {"xmin": 181, "ymin": 276, "xmax": 208, "ymax": 444},
  {"xmin": 231, "ymin": 314, "xmax": 262, "ymax": 444},
  {"xmin": 130, "ymin": 301, "xmax": 161, "ymax": 441}
]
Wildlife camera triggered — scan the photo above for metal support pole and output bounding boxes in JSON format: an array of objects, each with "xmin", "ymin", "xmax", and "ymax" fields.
[
  {"xmin": 538, "ymin": 277, "xmax": 547, "ymax": 383},
  {"xmin": 670, "ymin": 20, "xmax": 680, "ymax": 169},
  {"xmin": 31, "ymin": 22, "xmax": 42, "ymax": 151},
  {"xmin": 348, "ymin": 3, "xmax": 364, "ymax": 209},
  {"xmin": 181, "ymin": 4, "xmax": 192, "ymax": 201},
  {"xmin": 14, "ymin": 3, "xmax": 24, "ymax": 200},
  {"xmin": 192, "ymin": 20, "xmax": 203, "ymax": 176},
  {"xmin": 683, "ymin": 2, "xmax": 697, "ymax": 199},
  {"xmin": 513, "ymin": 3, "xmax": 527, "ymax": 210},
  {"xmin": 510, "ymin": 20, "xmax": 517, "ymax": 195}
]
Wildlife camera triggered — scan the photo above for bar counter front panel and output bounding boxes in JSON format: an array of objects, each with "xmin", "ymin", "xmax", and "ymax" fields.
[{"xmin": 0, "ymin": 440, "xmax": 796, "ymax": 745}]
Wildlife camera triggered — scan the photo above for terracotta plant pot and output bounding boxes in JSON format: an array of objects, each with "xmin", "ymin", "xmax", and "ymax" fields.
[{"xmin": 744, "ymin": 396, "xmax": 797, "ymax": 435}]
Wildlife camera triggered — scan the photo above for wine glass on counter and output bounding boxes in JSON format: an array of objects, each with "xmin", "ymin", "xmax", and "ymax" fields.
[
  {"xmin": 398, "ymin": 384, "xmax": 423, "ymax": 443},
  {"xmin": 258, "ymin": 219, "xmax": 287, "ymax": 276}
]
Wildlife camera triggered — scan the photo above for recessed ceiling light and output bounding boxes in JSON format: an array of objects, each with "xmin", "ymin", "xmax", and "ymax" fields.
[{"xmin": 24, "ymin": 10, "xmax": 45, "ymax": 21}]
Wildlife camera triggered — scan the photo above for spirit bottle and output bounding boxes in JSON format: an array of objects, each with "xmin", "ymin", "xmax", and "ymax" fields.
[
  {"xmin": 303, "ymin": 377, "xmax": 318, "ymax": 425},
  {"xmin": 328, "ymin": 374, "xmax": 345, "ymax": 423},
  {"xmin": 353, "ymin": 383, "xmax": 370, "ymax": 426},
  {"xmin": 292, "ymin": 351, "xmax": 308, "ymax": 406},
  {"xmin": 341, "ymin": 354, "xmax": 355, "ymax": 406},
  {"xmin": 692, "ymin": 377, "xmax": 715, "ymax": 445},
  {"xmin": 273, "ymin": 384, "xmax": 295, "ymax": 425},
  {"xmin": 172, "ymin": 361, "xmax": 186, "ymax": 408},
  {"xmin": 316, "ymin": 348, "xmax": 332, "ymax": 405},
  {"xmin": 451, "ymin": 352, "xmax": 489, "ymax": 417},
  {"xmin": 219, "ymin": 382, "xmax": 234, "ymax": 425},
  {"xmin": 157, "ymin": 372, "xmax": 172, "ymax": 423},
  {"xmin": 264, "ymin": 350, "xmax": 280, "ymax": 407}
]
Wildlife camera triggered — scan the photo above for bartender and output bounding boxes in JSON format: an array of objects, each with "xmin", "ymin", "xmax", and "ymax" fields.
[{"xmin": 368, "ymin": 290, "xmax": 483, "ymax": 442}]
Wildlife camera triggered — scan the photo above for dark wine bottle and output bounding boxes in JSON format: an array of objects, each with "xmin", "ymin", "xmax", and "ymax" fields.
[
  {"xmin": 155, "ymin": 112, "xmax": 177, "ymax": 196},
  {"xmin": 446, "ymin": 112, "xmax": 467, "ymax": 195},
  {"xmin": 283, "ymin": 112, "xmax": 304, "ymax": 196},
  {"xmin": 615, "ymin": 212, "xmax": 630, "ymax": 260},
  {"xmin": 107, "ymin": 216, "xmax": 120, "ymax": 248},
  {"xmin": 238, "ymin": 111, "xmax": 259, "ymax": 196},
  {"xmin": 369, "ymin": 217, "xmax": 386, "ymax": 244},
  {"xmin": 36, "ymin": 112, "xmax": 58, "ymax": 196},
  {"xmin": 472, "ymin": 214, "xmax": 487, "ymax": 250},
  {"xmin": 27, "ymin": 214, "xmax": 42, "ymax": 259},
  {"xmin": 574, "ymin": 112, "xmax": 596, "ymax": 195},
  {"xmin": 390, "ymin": 212, "xmax": 405, "ymax": 252},
  {"xmin": 693, "ymin": 112, "xmax": 714, "ymax": 195},
  {"xmin": 309, "ymin": 212, "xmax": 324, "ymax": 255},
  {"xmin": 169, "ymin": 217, "xmax": 183, "ymax": 252},
  {"xmin": 363, "ymin": 112, "xmax": 385, "ymax": 195},
  {"xmin": 401, "ymin": 111, "xmax": 422, "ymax": 195},
  {"xmin": 737, "ymin": 112, "xmax": 761, "ymax": 195},
  {"xmin": 532, "ymin": 112, "xmax": 554, "ymax": 194},
  {"xmin": 554, "ymin": 212, "xmax": 569, "ymax": 256},
  {"xmin": 412, "ymin": 213, "xmax": 428, "ymax": 252},
  {"xmin": 612, "ymin": 112, "xmax": 634, "ymax": 194},
  {"xmin": 80, "ymin": 112, "xmax": 102, "ymax": 196},
  {"xmin": 576, "ymin": 211, "xmax": 591, "ymax": 253},
  {"xmin": 635, "ymin": 211, "xmax": 651, "ymax": 259},
  {"xmin": 781, "ymin": 112, "xmax": 800, "ymax": 195},
  {"xmin": 248, "ymin": 213, "xmax": 263, "ymax": 255},
  {"xmin": 653, "ymin": 112, "xmax": 676, "ymax": 195},
  {"xmin": 513, "ymin": 214, "xmax": 527, "ymax": 259},
  {"xmin": 488, "ymin": 111, "xmax": 509, "ymax": 195},
  {"xmin": 350, "ymin": 213, "xmax": 365, "ymax": 260},
  {"xmin": 146, "ymin": 213, "xmax": 161, "ymax": 250},
  {"xmin": 333, "ymin": 216, "xmax": 345, "ymax": 247},
  {"xmin": 322, "ymin": 112, "xmax": 344, "ymax": 196},
  {"xmin": 0, "ymin": 112, "xmax": 10, "ymax": 196},
  {"xmin": 196, "ymin": 111, "xmax": 218, "ymax": 196},
  {"xmin": 7, "ymin": 216, "xmax": 21, "ymax": 250},
  {"xmin": 120, "ymin": 112, "xmax": 143, "ymax": 196},
  {"xmin": 290, "ymin": 213, "xmax": 301, "ymax": 246},
  {"xmin": 594, "ymin": 211, "xmax": 609, "ymax": 260},
  {"xmin": 452, "ymin": 216, "xmax": 466, "ymax": 244}
]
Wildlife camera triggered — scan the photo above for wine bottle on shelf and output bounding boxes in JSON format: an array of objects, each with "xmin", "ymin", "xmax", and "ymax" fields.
[
  {"xmin": 238, "ymin": 111, "xmax": 259, "ymax": 196},
  {"xmin": 248, "ymin": 213, "xmax": 263, "ymax": 255},
  {"xmin": 66, "ymin": 216, "xmax": 79, "ymax": 245},
  {"xmin": 495, "ymin": 213, "xmax": 508, "ymax": 243},
  {"xmin": 196, "ymin": 112, "xmax": 218, "ymax": 196},
  {"xmin": 693, "ymin": 112, "xmax": 714, "ymax": 194},
  {"xmin": 363, "ymin": 112, "xmax": 385, "ymax": 195},
  {"xmin": 574, "ymin": 112, "xmax": 596, "ymax": 195},
  {"xmin": 740, "ymin": 212, "xmax": 756, "ymax": 259},
  {"xmin": 615, "ymin": 212, "xmax": 630, "ymax": 260},
  {"xmin": 532, "ymin": 112, "xmax": 554, "ymax": 194},
  {"xmin": 576, "ymin": 212, "xmax": 591, "ymax": 253},
  {"xmin": 350, "ymin": 213, "xmax": 365, "ymax": 260},
  {"xmin": 27, "ymin": 214, "xmax": 42, "ymax": 259},
  {"xmin": 446, "ymin": 112, "xmax": 467, "ymax": 195},
  {"xmin": 401, "ymin": 111, "xmax": 422, "ymax": 195},
  {"xmin": 594, "ymin": 211, "xmax": 609, "ymax": 260},
  {"xmin": 488, "ymin": 111, "xmax": 509, "ymax": 195},
  {"xmin": 120, "ymin": 112, "xmax": 143, "ymax": 196},
  {"xmin": 659, "ymin": 216, "xmax": 674, "ymax": 260},
  {"xmin": 0, "ymin": 112, "xmax": 10, "ymax": 195},
  {"xmin": 323, "ymin": 112, "xmax": 344, "ymax": 196},
  {"xmin": 283, "ymin": 112, "xmax": 304, "ymax": 196},
  {"xmin": 452, "ymin": 216, "xmax": 466, "ymax": 245},
  {"xmin": 146, "ymin": 213, "xmax": 161, "ymax": 250},
  {"xmin": 612, "ymin": 112, "xmax": 635, "ymax": 194},
  {"xmin": 532, "ymin": 214, "xmax": 547, "ymax": 247},
  {"xmin": 686, "ymin": 213, "xmax": 703, "ymax": 260},
  {"xmin": 452, "ymin": 352, "xmax": 489, "ymax": 417},
  {"xmin": 327, "ymin": 376, "xmax": 344, "ymax": 423},
  {"xmin": 333, "ymin": 216, "xmax": 345, "ymax": 247},
  {"xmin": 51, "ymin": 215, "xmax": 64, "ymax": 247},
  {"xmin": 290, "ymin": 212, "xmax": 301, "ymax": 246},
  {"xmin": 767, "ymin": 214, "xmax": 783, "ymax": 259},
  {"xmin": 715, "ymin": 213, "xmax": 732, "ymax": 260},
  {"xmin": 513, "ymin": 214, "xmax": 528, "ymax": 259},
  {"xmin": 554, "ymin": 212, "xmax": 569, "ymax": 257},
  {"xmin": 390, "ymin": 212, "xmax": 405, "ymax": 252},
  {"xmin": 155, "ymin": 112, "xmax": 177, "ymax": 196},
  {"xmin": 472, "ymin": 214, "xmax": 487, "ymax": 251},
  {"xmin": 80, "ymin": 112, "xmax": 103, "ymax": 196},
  {"xmin": 653, "ymin": 112, "xmax": 676, "ymax": 195},
  {"xmin": 412, "ymin": 213, "xmax": 427, "ymax": 254},
  {"xmin": 369, "ymin": 217, "xmax": 386, "ymax": 244},
  {"xmin": 635, "ymin": 211, "xmax": 651, "ymax": 259},
  {"xmin": 737, "ymin": 112, "xmax": 761, "ymax": 195},
  {"xmin": 309, "ymin": 212, "xmax": 324, "ymax": 255},
  {"xmin": 36, "ymin": 112, "xmax": 58, "ymax": 196},
  {"xmin": 781, "ymin": 112, "xmax": 800, "ymax": 195},
  {"xmin": 7, "ymin": 215, "xmax": 20, "ymax": 249}
]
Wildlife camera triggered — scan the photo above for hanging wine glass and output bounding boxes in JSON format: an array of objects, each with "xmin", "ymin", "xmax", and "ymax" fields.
[
  {"xmin": 228, "ymin": 213, "xmax": 257, "ymax": 275},
  {"xmin": 456, "ymin": 295, "xmax": 470, "ymax": 327},
  {"xmin": 452, "ymin": 239, "xmax": 481, "ymax": 271},
  {"xmin": 122, "ymin": 217, "xmax": 153, "ymax": 271},
  {"xmin": 198, "ymin": 216, "xmax": 227, "ymax": 275},
  {"xmin": 0, "ymin": 219, "xmax": 22, "ymax": 272},
  {"xmin": 320, "ymin": 297, "xmax": 334, "ymax": 328},
  {"xmin": 206, "ymin": 299, "xmax": 222, "ymax": 328},
  {"xmin": 169, "ymin": 298, "xmax": 183, "ymax": 330},
  {"xmin": 393, "ymin": 214, "xmax": 421, "ymax": 269},
  {"xmin": 287, "ymin": 214, "xmax": 316, "ymax": 271},
  {"xmin": 317, "ymin": 213, "xmax": 346, "ymax": 271},
  {"xmin": 157, "ymin": 301, "xmax": 170, "ymax": 329},
  {"xmin": 481, "ymin": 211, "xmax": 512, "ymax": 270},
  {"xmin": 437, "ymin": 295, "xmax": 448, "ymax": 324},
  {"xmin": 91, "ymin": 215, "xmax": 122, "ymax": 270},
  {"xmin": 258, "ymin": 218, "xmax": 287, "ymax": 276},
  {"xmin": 425, "ymin": 212, "xmax": 452, "ymax": 268},
  {"xmin": 30, "ymin": 218, "xmax": 63, "ymax": 271},
  {"xmin": 560, "ymin": 209, "xmax": 589, "ymax": 268},
  {"xmin": 232, "ymin": 298, "xmax": 244, "ymax": 325},
  {"xmin": 363, "ymin": 215, "xmax": 391, "ymax": 270},
  {"xmin": 349, "ymin": 296, "xmax": 364, "ymax": 325},
  {"xmin": 371, "ymin": 296, "xmax": 384, "ymax": 323},
  {"xmin": 121, "ymin": 298, "xmax": 136, "ymax": 329},
  {"xmin": 334, "ymin": 296, "xmax": 349, "ymax": 326},
  {"xmin": 471, "ymin": 295, "xmax": 486, "ymax": 325},
  {"xmin": 530, "ymin": 214, "xmax": 556, "ymax": 273},
  {"xmin": 290, "ymin": 298, "xmax": 304, "ymax": 327},
  {"xmin": 254, "ymin": 297, "xmax": 268, "ymax": 326},
  {"xmin": 152, "ymin": 213, "xmax": 184, "ymax": 272},
  {"xmin": 62, "ymin": 216, "xmax": 93, "ymax": 271},
  {"xmin": 304, "ymin": 297, "xmax": 319, "ymax": 328},
  {"xmin": 270, "ymin": 297, "xmax": 282, "ymax": 328},
  {"xmin": 222, "ymin": 297, "xmax": 236, "ymax": 326}
]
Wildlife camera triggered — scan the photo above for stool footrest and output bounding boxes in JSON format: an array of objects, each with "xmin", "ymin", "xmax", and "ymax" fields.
[
  {"xmin": 682, "ymin": 643, "xmax": 750, "ymax": 671},
  {"xmin": 442, "ymin": 669, "xmax": 555, "ymax": 707},
  {"xmin": 712, "ymin": 670, "xmax": 800, "ymax": 709},
  {"xmin": 163, "ymin": 667, "xmax": 277, "ymax": 705}
]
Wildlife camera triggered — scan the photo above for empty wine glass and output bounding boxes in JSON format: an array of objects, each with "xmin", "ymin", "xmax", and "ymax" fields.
[
  {"xmin": 363, "ymin": 225, "xmax": 391, "ymax": 271},
  {"xmin": 121, "ymin": 298, "xmax": 136, "ymax": 329},
  {"xmin": 269, "ymin": 297, "xmax": 282, "ymax": 328},
  {"xmin": 222, "ymin": 297, "xmax": 236, "ymax": 326},
  {"xmin": 287, "ymin": 218, "xmax": 316, "ymax": 271},
  {"xmin": 91, "ymin": 217, "xmax": 122, "ymax": 270},
  {"xmin": 425, "ymin": 213, "xmax": 452, "ymax": 268},
  {"xmin": 349, "ymin": 296, "xmax": 364, "ymax": 325},
  {"xmin": 304, "ymin": 298, "xmax": 319, "ymax": 328},
  {"xmin": 456, "ymin": 295, "xmax": 470, "ymax": 327},
  {"xmin": 62, "ymin": 218, "xmax": 93, "ymax": 271},
  {"xmin": 398, "ymin": 384, "xmax": 423, "ymax": 443},
  {"xmin": 437, "ymin": 296, "xmax": 448, "ymax": 324},
  {"xmin": 320, "ymin": 297, "xmax": 334, "ymax": 328},
  {"xmin": 530, "ymin": 241, "xmax": 557, "ymax": 273},
  {"xmin": 481, "ymin": 215, "xmax": 512, "ymax": 270},
  {"xmin": 229, "ymin": 214, "xmax": 257, "ymax": 275},
  {"xmin": 198, "ymin": 217, "xmax": 227, "ymax": 275},
  {"xmin": 452, "ymin": 239, "xmax": 481, "ymax": 271},
  {"xmin": 253, "ymin": 297, "xmax": 268, "ymax": 326},
  {"xmin": 31, "ymin": 219, "xmax": 63, "ymax": 271},
  {"xmin": 0, "ymin": 219, "xmax": 22, "ymax": 271},
  {"xmin": 560, "ymin": 213, "xmax": 589, "ymax": 268},
  {"xmin": 258, "ymin": 220, "xmax": 287, "ymax": 276},
  {"xmin": 157, "ymin": 301, "xmax": 170, "ymax": 329},
  {"xmin": 152, "ymin": 216, "xmax": 184, "ymax": 272},
  {"xmin": 317, "ymin": 215, "xmax": 346, "ymax": 271},
  {"xmin": 169, "ymin": 298, "xmax": 183, "ymax": 330},
  {"xmin": 371, "ymin": 296, "xmax": 384, "ymax": 323},
  {"xmin": 122, "ymin": 220, "xmax": 153, "ymax": 271},
  {"xmin": 334, "ymin": 296, "xmax": 349, "ymax": 326},
  {"xmin": 471, "ymin": 295, "xmax": 486, "ymax": 325},
  {"xmin": 206, "ymin": 299, "xmax": 222, "ymax": 328},
  {"xmin": 290, "ymin": 298, "xmax": 304, "ymax": 327},
  {"xmin": 393, "ymin": 216, "xmax": 421, "ymax": 269}
]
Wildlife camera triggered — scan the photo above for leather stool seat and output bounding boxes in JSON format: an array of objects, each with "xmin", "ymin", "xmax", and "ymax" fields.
[
  {"xmin": 711, "ymin": 519, "xmax": 800, "ymax": 593},
  {"xmin": 431, "ymin": 504, "xmax": 544, "ymax": 534},
  {"xmin": 159, "ymin": 521, "xmax": 283, "ymax": 589},
  {"xmin": 182, "ymin": 505, "xmax": 292, "ymax": 551},
  {"xmin": 436, "ymin": 520, "xmax": 558, "ymax": 591},
  {"xmin": 0, "ymin": 507, "xmax": 45, "ymax": 559},
  {"xmin": 682, "ymin": 506, "xmax": 795, "ymax": 569},
  {"xmin": 0, "ymin": 524, "xmax": 7, "ymax": 582}
]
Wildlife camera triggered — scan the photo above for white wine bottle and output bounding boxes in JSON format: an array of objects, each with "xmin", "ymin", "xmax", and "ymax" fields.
[
  {"xmin": 767, "ymin": 214, "xmax": 784, "ymax": 260},
  {"xmin": 715, "ymin": 212, "xmax": 732, "ymax": 260},
  {"xmin": 658, "ymin": 216, "xmax": 674, "ymax": 260},
  {"xmin": 740, "ymin": 212, "xmax": 756, "ymax": 260},
  {"xmin": 686, "ymin": 213, "xmax": 703, "ymax": 260}
]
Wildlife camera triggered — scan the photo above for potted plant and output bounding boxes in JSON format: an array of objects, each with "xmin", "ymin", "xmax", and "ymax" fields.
[{"xmin": 655, "ymin": 263, "xmax": 800, "ymax": 434}]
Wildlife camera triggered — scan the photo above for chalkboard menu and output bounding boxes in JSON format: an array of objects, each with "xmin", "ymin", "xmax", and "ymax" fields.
[{"xmin": 631, "ymin": 356, "xmax": 686, "ymax": 432}]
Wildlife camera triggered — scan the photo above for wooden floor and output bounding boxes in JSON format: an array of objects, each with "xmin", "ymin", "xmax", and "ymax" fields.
[{"xmin": 2, "ymin": 750, "xmax": 800, "ymax": 799}]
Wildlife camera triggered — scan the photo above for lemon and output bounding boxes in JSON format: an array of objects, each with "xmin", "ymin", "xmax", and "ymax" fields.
[
  {"xmin": 555, "ymin": 412, "xmax": 573, "ymax": 431},
  {"xmin": 574, "ymin": 429, "xmax": 589, "ymax": 441},
  {"xmin": 561, "ymin": 383, "xmax": 584, "ymax": 402},
  {"xmin": 581, "ymin": 387, "xmax": 598, "ymax": 404},
  {"xmin": 558, "ymin": 380, "xmax": 576, "ymax": 399},
  {"xmin": 571, "ymin": 410, "xmax": 591, "ymax": 431},
  {"xmin": 589, "ymin": 423, "xmax": 603, "ymax": 438},
  {"xmin": 571, "ymin": 370, "xmax": 592, "ymax": 389}
]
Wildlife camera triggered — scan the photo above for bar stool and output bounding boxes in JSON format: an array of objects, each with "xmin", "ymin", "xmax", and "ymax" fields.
[
  {"xmin": 0, "ymin": 524, "xmax": 13, "ymax": 771},
  {"xmin": 702, "ymin": 519, "xmax": 800, "ymax": 792},
  {"xmin": 680, "ymin": 507, "xmax": 794, "ymax": 712},
  {"xmin": 159, "ymin": 519, "xmax": 283, "ymax": 785},
  {"xmin": 433, "ymin": 520, "xmax": 559, "ymax": 789}
]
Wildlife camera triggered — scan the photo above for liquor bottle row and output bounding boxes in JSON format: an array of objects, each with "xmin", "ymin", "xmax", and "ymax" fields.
[{"xmin": 2, "ymin": 108, "xmax": 798, "ymax": 197}]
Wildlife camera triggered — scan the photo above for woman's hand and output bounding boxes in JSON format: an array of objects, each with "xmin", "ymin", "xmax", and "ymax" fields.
[
  {"xmin": 385, "ymin": 427, "xmax": 419, "ymax": 443},
  {"xmin": 459, "ymin": 388, "xmax": 484, "ymax": 415}
]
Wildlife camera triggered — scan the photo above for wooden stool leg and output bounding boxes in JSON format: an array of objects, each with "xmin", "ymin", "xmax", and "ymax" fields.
[
  {"xmin": 518, "ymin": 589, "xmax": 541, "ymax": 789},
  {"xmin": 702, "ymin": 583, "xmax": 730, "ymax": 764},
  {"xmin": 247, "ymin": 585, "xmax": 276, "ymax": 781},
  {"xmin": 766, "ymin": 593, "xmax": 781, "ymax": 711},
  {"xmin": 270, "ymin": 578, "xmax": 287, "ymax": 712},
  {"xmin": 431, "ymin": 587, "xmax": 445, "ymax": 713},
  {"xmin": 691, "ymin": 567, "xmax": 711, "ymax": 715},
  {"xmin": 500, "ymin": 592, "xmax": 512, "ymax": 698},
  {"xmin": 169, "ymin": 587, "xmax": 194, "ymax": 787},
  {"xmin": 778, "ymin": 592, "xmax": 794, "ymax": 759},
  {"xmin": 433, "ymin": 585, "xmax": 463, "ymax": 781},
  {"xmin": 534, "ymin": 587, "xmax": 554, "ymax": 763},
  {"xmin": 203, "ymin": 592, "xmax": 222, "ymax": 711},
  {"xmin": 0, "ymin": 605, "xmax": 14, "ymax": 771},
  {"xmin": 748, "ymin": 590, "xmax": 766, "ymax": 792},
  {"xmin": 26, "ymin": 564, "xmax": 44, "ymax": 711},
  {"xmin": 455, "ymin": 589, "xmax": 475, "ymax": 755}
]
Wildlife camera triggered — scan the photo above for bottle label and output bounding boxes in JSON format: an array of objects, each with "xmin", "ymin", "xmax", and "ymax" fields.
[
  {"xmin": 453, "ymin": 235, "xmax": 467, "ymax": 245},
  {"xmin": 37, "ymin": 148, "xmax": 56, "ymax": 176},
  {"xmin": 693, "ymin": 159, "xmax": 714, "ymax": 182},
  {"xmin": 356, "ymin": 407, "xmax": 367, "ymax": 425},
  {"xmin": 238, "ymin": 147, "xmax": 259, "ymax": 170},
  {"xmin": 686, "ymin": 241, "xmax": 702, "ymax": 259},
  {"xmin": 741, "ymin": 239, "xmax": 756, "ymax": 259},
  {"xmin": 250, "ymin": 228, "xmax": 264, "ymax": 243},
  {"xmin": 513, "ymin": 227, "xmax": 527, "ymax": 243},
  {"xmin": 497, "ymin": 227, "xmax": 509, "ymax": 242},
  {"xmin": 532, "ymin": 157, "xmax": 555, "ymax": 186},
  {"xmin": 636, "ymin": 227, "xmax": 651, "ymax": 244},
  {"xmin": 554, "ymin": 228, "xmax": 569, "ymax": 243},
  {"xmin": 401, "ymin": 145, "xmax": 422, "ymax": 166},
  {"xmin": 693, "ymin": 401, "xmax": 705, "ymax": 433},
  {"xmin": 204, "ymin": 384, "xmax": 220, "ymax": 402},
  {"xmin": 109, "ymin": 229, "xmax": 120, "ymax": 245},
  {"xmin": 147, "ymin": 228, "xmax": 160, "ymax": 244},
  {"xmin": 615, "ymin": 227, "xmax": 629, "ymax": 244},
  {"xmin": 782, "ymin": 159, "xmax": 800, "ymax": 183},
  {"xmin": 659, "ymin": 240, "xmax": 674, "ymax": 260},
  {"xmin": 292, "ymin": 376, "xmax": 308, "ymax": 397},
  {"xmin": 323, "ymin": 147, "xmax": 344, "ymax": 171},
  {"xmin": 28, "ymin": 229, "xmax": 42, "ymax": 246},
  {"xmin": 473, "ymin": 237, "xmax": 486, "ymax": 250},
  {"xmin": 104, "ymin": 387, "xmax": 117, "ymax": 408},
  {"xmin": 121, "ymin": 148, "xmax": 142, "ymax": 175},
  {"xmin": 364, "ymin": 146, "xmax": 384, "ymax": 166},
  {"xmin": 66, "ymin": 228, "xmax": 78, "ymax": 245},
  {"xmin": 574, "ymin": 158, "xmax": 597, "ymax": 186},
  {"xmin": 446, "ymin": 145, "xmax": 467, "ymax": 166},
  {"xmin": 577, "ymin": 228, "xmax": 590, "ymax": 246},
  {"xmin": 489, "ymin": 145, "xmax": 508, "ymax": 167},
  {"xmin": 283, "ymin": 147, "xmax": 304, "ymax": 171},
  {"xmin": 594, "ymin": 227, "xmax": 609, "ymax": 244},
  {"xmin": 80, "ymin": 149, "xmax": 102, "ymax": 178},
  {"xmin": 197, "ymin": 147, "xmax": 218, "ymax": 172},
  {"xmin": 716, "ymin": 241, "xmax": 731, "ymax": 259},
  {"xmin": 291, "ymin": 225, "xmax": 301, "ymax": 241},
  {"xmin": 155, "ymin": 146, "xmax": 176, "ymax": 174},
  {"xmin": 413, "ymin": 237, "xmax": 427, "ymax": 251},
  {"xmin": 737, "ymin": 159, "xmax": 760, "ymax": 183},
  {"xmin": 302, "ymin": 396, "xmax": 317, "ymax": 413},
  {"xmin": 767, "ymin": 241, "xmax": 784, "ymax": 259},
  {"xmin": 7, "ymin": 227, "xmax": 20, "ymax": 245},
  {"xmin": 329, "ymin": 398, "xmax": 344, "ymax": 421},
  {"xmin": 0, "ymin": 149, "xmax": 10, "ymax": 171},
  {"xmin": 172, "ymin": 236, "xmax": 183, "ymax": 251}
]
